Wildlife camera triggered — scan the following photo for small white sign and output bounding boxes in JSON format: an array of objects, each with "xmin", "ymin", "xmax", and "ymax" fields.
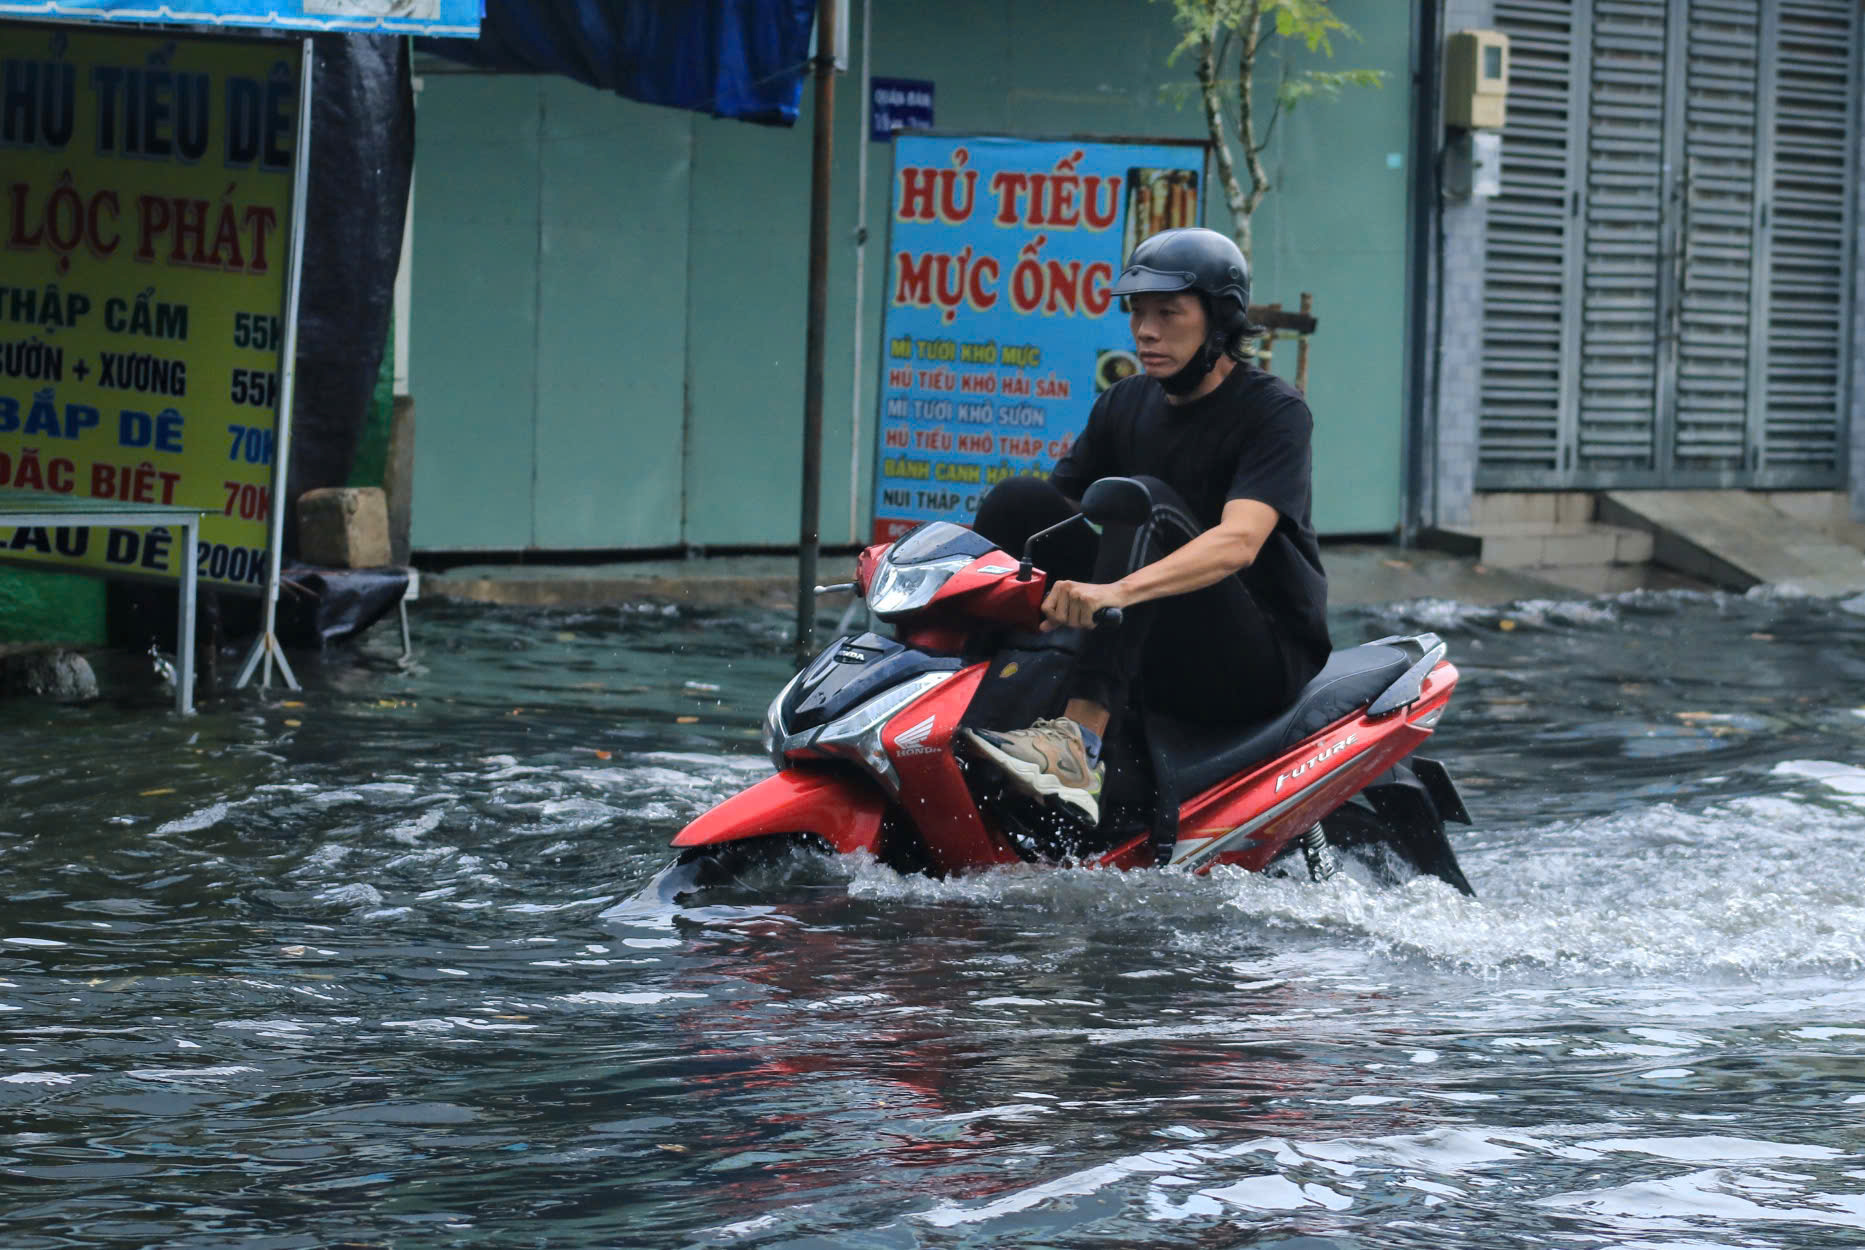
[{"xmin": 306, "ymin": 0, "xmax": 439, "ymax": 16}]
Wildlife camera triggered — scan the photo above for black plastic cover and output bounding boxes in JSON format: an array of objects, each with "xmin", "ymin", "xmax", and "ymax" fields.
[
  {"xmin": 277, "ymin": 563, "xmax": 410, "ymax": 644},
  {"xmin": 783, "ymin": 632, "xmax": 961, "ymax": 734},
  {"xmin": 959, "ymin": 629, "xmax": 1081, "ymax": 733},
  {"xmin": 417, "ymin": 0, "xmax": 816, "ymax": 127},
  {"xmin": 105, "ymin": 564, "xmax": 408, "ymax": 654},
  {"xmin": 283, "ymin": 35, "xmax": 415, "ymax": 557},
  {"xmin": 887, "ymin": 523, "xmax": 997, "ymax": 565}
]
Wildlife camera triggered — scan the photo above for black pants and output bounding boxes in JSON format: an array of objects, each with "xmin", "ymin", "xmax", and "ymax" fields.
[{"xmin": 973, "ymin": 476, "xmax": 1309, "ymax": 728}]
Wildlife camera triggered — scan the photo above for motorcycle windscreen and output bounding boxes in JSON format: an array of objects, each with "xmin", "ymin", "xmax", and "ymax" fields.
[{"xmin": 672, "ymin": 768, "xmax": 887, "ymax": 856}]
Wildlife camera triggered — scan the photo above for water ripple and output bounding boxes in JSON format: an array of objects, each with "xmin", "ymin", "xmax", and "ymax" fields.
[{"xmin": 2, "ymin": 592, "xmax": 1862, "ymax": 1248}]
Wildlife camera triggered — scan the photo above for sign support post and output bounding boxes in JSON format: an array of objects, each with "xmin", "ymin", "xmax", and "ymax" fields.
[
  {"xmin": 847, "ymin": 0, "xmax": 874, "ymax": 544},
  {"xmin": 236, "ymin": 35, "xmax": 315, "ymax": 692},
  {"xmin": 795, "ymin": 0, "xmax": 839, "ymax": 669}
]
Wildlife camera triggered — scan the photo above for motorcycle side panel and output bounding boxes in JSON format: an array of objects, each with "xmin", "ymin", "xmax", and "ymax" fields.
[
  {"xmin": 936, "ymin": 558, "xmax": 1048, "ymax": 628},
  {"xmin": 883, "ymin": 665, "xmax": 1024, "ymax": 873},
  {"xmin": 671, "ymin": 768, "xmax": 888, "ymax": 857},
  {"xmin": 1173, "ymin": 663, "xmax": 1459, "ymax": 874}
]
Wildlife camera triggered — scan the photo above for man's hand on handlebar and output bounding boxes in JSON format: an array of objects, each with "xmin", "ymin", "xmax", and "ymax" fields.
[{"xmin": 1040, "ymin": 579, "xmax": 1130, "ymax": 632}]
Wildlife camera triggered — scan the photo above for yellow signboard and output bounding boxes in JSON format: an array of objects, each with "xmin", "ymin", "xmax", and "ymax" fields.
[{"xmin": 0, "ymin": 24, "xmax": 297, "ymax": 590}]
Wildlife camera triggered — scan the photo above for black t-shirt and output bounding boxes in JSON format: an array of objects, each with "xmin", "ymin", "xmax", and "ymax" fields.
[{"xmin": 1050, "ymin": 364, "xmax": 1332, "ymax": 674}]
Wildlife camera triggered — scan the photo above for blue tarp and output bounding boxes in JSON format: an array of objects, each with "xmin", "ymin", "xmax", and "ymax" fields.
[
  {"xmin": 0, "ymin": 0, "xmax": 481, "ymax": 36},
  {"xmin": 418, "ymin": 0, "xmax": 817, "ymax": 126}
]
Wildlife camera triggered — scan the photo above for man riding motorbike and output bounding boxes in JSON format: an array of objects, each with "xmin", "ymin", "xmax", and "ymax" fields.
[{"xmin": 960, "ymin": 227, "xmax": 1333, "ymax": 825}]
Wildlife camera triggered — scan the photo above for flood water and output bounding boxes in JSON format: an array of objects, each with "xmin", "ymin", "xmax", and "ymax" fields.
[{"xmin": 4, "ymin": 586, "xmax": 1865, "ymax": 1248}]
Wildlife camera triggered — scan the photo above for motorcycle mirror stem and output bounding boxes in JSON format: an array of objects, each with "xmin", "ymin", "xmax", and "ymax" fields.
[
  {"xmin": 1016, "ymin": 478, "xmax": 1152, "ymax": 579},
  {"xmin": 1017, "ymin": 514, "xmax": 1094, "ymax": 582}
]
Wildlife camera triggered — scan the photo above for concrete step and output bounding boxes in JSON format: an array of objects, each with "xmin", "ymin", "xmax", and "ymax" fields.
[
  {"xmin": 1426, "ymin": 521, "xmax": 1654, "ymax": 571},
  {"xmin": 1600, "ymin": 491, "xmax": 1865, "ymax": 596},
  {"xmin": 1467, "ymin": 491, "xmax": 1598, "ymax": 527}
]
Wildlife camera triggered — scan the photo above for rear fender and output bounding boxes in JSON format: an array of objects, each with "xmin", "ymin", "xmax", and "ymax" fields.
[
  {"xmin": 672, "ymin": 768, "xmax": 887, "ymax": 857},
  {"xmin": 1362, "ymin": 763, "xmax": 1476, "ymax": 896}
]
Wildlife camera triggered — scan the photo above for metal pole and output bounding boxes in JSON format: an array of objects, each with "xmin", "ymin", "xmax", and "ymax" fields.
[
  {"xmin": 796, "ymin": 0, "xmax": 838, "ymax": 669},
  {"xmin": 177, "ymin": 513, "xmax": 198, "ymax": 714},
  {"xmin": 847, "ymin": 0, "xmax": 873, "ymax": 546},
  {"xmin": 236, "ymin": 35, "xmax": 313, "ymax": 692}
]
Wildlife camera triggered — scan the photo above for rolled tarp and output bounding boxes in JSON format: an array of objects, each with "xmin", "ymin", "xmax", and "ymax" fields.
[{"xmin": 418, "ymin": 0, "xmax": 818, "ymax": 126}]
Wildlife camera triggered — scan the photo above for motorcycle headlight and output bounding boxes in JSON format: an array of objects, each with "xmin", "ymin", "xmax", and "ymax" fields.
[
  {"xmin": 811, "ymin": 671, "xmax": 953, "ymax": 790},
  {"xmin": 764, "ymin": 670, "xmax": 952, "ymax": 789},
  {"xmin": 866, "ymin": 554, "xmax": 975, "ymax": 617},
  {"xmin": 762, "ymin": 670, "xmax": 804, "ymax": 769}
]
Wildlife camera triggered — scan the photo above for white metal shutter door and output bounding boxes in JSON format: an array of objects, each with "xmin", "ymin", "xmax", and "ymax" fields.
[
  {"xmin": 1757, "ymin": 0, "xmax": 1858, "ymax": 483},
  {"xmin": 1574, "ymin": 0, "xmax": 1670, "ymax": 476},
  {"xmin": 1671, "ymin": 0, "xmax": 1763, "ymax": 479},
  {"xmin": 1477, "ymin": 0, "xmax": 1588, "ymax": 484}
]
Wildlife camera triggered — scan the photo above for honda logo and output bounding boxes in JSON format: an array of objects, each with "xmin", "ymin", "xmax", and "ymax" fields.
[{"xmin": 894, "ymin": 714, "xmax": 938, "ymax": 755}]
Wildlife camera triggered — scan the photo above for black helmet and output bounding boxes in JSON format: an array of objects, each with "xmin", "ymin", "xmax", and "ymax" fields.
[{"xmin": 1110, "ymin": 228, "xmax": 1254, "ymax": 395}]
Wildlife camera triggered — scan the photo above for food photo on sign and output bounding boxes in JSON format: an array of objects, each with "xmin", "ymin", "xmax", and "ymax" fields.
[{"xmin": 1122, "ymin": 166, "xmax": 1200, "ymax": 260}]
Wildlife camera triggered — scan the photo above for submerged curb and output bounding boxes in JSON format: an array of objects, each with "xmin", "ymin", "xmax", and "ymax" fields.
[{"xmin": 415, "ymin": 545, "xmax": 1606, "ymax": 612}]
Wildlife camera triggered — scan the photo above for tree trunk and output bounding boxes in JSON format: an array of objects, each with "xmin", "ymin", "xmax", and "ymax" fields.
[
  {"xmin": 1236, "ymin": 0, "xmax": 1272, "ymax": 261},
  {"xmin": 1196, "ymin": 15, "xmax": 1250, "ymax": 260}
]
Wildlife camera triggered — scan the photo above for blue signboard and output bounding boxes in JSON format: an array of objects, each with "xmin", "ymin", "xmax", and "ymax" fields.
[
  {"xmin": 0, "ymin": 0, "xmax": 481, "ymax": 35},
  {"xmin": 871, "ymin": 134, "xmax": 1206, "ymax": 542},
  {"xmin": 869, "ymin": 76, "xmax": 932, "ymax": 142}
]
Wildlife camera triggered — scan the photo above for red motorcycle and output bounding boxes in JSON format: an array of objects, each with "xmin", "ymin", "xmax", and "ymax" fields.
[{"xmin": 671, "ymin": 479, "xmax": 1474, "ymax": 892}]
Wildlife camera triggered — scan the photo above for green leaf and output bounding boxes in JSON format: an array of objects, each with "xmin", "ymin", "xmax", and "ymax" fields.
[
  {"xmin": 1155, "ymin": 0, "xmax": 1214, "ymax": 65},
  {"xmin": 1276, "ymin": 66, "xmax": 1385, "ymax": 109},
  {"xmin": 1158, "ymin": 81, "xmax": 1205, "ymax": 110},
  {"xmin": 1263, "ymin": 0, "xmax": 1350, "ymax": 53}
]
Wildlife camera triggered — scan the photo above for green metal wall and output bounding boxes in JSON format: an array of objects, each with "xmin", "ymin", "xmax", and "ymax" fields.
[
  {"xmin": 1245, "ymin": 0, "xmax": 1415, "ymax": 536},
  {"xmin": 409, "ymin": 0, "xmax": 1413, "ymax": 550},
  {"xmin": 0, "ymin": 568, "xmax": 107, "ymax": 646},
  {"xmin": 412, "ymin": 75, "xmax": 540, "ymax": 550}
]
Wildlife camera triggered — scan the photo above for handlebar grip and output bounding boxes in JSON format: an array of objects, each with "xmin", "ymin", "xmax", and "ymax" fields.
[{"xmin": 1092, "ymin": 607, "xmax": 1123, "ymax": 629}]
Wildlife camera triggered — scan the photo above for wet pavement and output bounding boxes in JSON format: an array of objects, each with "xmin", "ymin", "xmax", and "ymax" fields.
[{"xmin": 3, "ymin": 585, "xmax": 1864, "ymax": 1248}]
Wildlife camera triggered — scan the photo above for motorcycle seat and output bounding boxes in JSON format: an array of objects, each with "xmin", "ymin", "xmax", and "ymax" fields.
[{"xmin": 1150, "ymin": 642, "xmax": 1415, "ymax": 800}]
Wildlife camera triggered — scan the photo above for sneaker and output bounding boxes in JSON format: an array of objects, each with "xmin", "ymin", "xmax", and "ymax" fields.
[{"xmin": 961, "ymin": 717, "xmax": 1104, "ymax": 825}]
